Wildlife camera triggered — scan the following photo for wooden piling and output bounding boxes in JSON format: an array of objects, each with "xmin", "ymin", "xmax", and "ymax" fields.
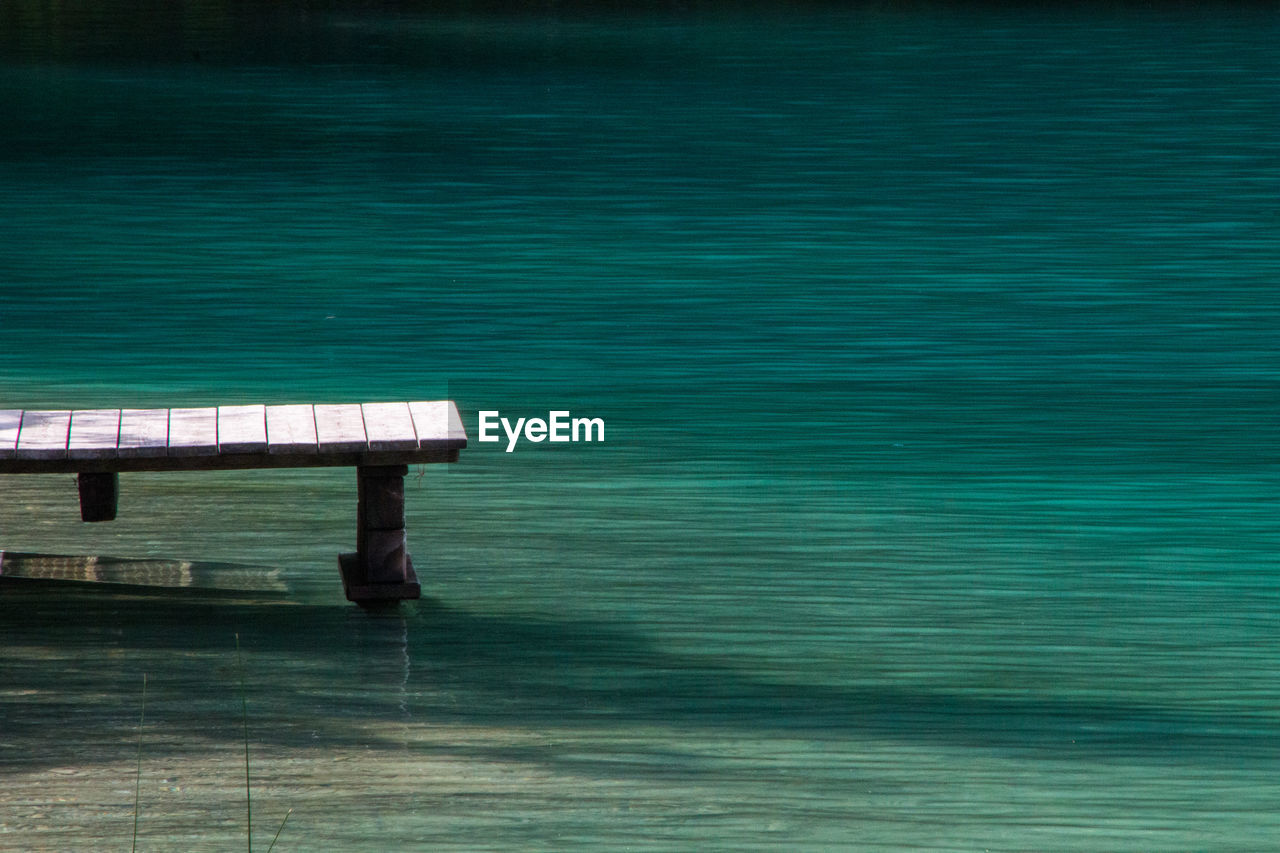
[
  {"xmin": 77, "ymin": 472, "xmax": 119, "ymax": 522},
  {"xmin": 339, "ymin": 464, "xmax": 420, "ymax": 605}
]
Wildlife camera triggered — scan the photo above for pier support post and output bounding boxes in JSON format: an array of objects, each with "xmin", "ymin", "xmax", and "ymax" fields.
[
  {"xmin": 77, "ymin": 472, "xmax": 118, "ymax": 522},
  {"xmin": 339, "ymin": 464, "xmax": 420, "ymax": 606}
]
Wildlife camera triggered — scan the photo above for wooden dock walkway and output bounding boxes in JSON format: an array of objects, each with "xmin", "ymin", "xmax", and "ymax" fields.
[
  {"xmin": 0, "ymin": 401, "xmax": 468, "ymax": 605},
  {"xmin": 0, "ymin": 401, "xmax": 466, "ymax": 472}
]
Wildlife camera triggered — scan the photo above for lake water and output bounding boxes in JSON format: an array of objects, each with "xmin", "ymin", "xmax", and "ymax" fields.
[{"xmin": 3, "ymin": 2, "xmax": 1279, "ymax": 849}]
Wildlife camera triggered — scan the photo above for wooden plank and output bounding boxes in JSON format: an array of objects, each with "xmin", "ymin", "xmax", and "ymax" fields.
[
  {"xmin": 68, "ymin": 409, "xmax": 121, "ymax": 460},
  {"xmin": 217, "ymin": 405, "xmax": 267, "ymax": 454},
  {"xmin": 362, "ymin": 402, "xmax": 418, "ymax": 451},
  {"xmin": 118, "ymin": 408, "xmax": 170, "ymax": 458},
  {"xmin": 0, "ymin": 410, "xmax": 22, "ymax": 458},
  {"xmin": 314, "ymin": 404, "xmax": 368, "ymax": 453},
  {"xmin": 0, "ymin": 400, "xmax": 464, "ymax": 472},
  {"xmin": 167, "ymin": 407, "xmax": 218, "ymax": 457},
  {"xmin": 266, "ymin": 404, "xmax": 317, "ymax": 454},
  {"xmin": 408, "ymin": 400, "xmax": 467, "ymax": 444},
  {"xmin": 446, "ymin": 401, "xmax": 466, "ymax": 442},
  {"xmin": 16, "ymin": 410, "xmax": 71, "ymax": 460}
]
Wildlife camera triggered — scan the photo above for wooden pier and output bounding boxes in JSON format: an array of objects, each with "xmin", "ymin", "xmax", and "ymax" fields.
[{"xmin": 0, "ymin": 401, "xmax": 467, "ymax": 605}]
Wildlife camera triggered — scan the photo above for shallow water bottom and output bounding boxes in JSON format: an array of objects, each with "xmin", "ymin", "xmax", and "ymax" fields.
[{"xmin": 3, "ymin": 581, "xmax": 1280, "ymax": 852}]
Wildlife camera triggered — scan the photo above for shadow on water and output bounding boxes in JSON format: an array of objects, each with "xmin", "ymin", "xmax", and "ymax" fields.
[{"xmin": 2, "ymin": 569, "xmax": 1277, "ymax": 780}]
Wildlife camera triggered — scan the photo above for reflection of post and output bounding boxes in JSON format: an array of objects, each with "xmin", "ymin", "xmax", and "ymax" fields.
[
  {"xmin": 398, "ymin": 615, "xmax": 412, "ymax": 731},
  {"xmin": 339, "ymin": 465, "xmax": 421, "ymax": 605}
]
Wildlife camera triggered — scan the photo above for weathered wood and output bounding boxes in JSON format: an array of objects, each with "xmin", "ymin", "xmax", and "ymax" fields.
[
  {"xmin": 68, "ymin": 409, "xmax": 122, "ymax": 460},
  {"xmin": 363, "ymin": 530, "xmax": 409, "ymax": 584},
  {"xmin": 266, "ymin": 404, "xmax": 317, "ymax": 454},
  {"xmin": 0, "ymin": 400, "xmax": 464, "ymax": 606},
  {"xmin": 77, "ymin": 472, "xmax": 119, "ymax": 522},
  {"xmin": 338, "ymin": 552, "xmax": 420, "ymax": 604},
  {"xmin": 0, "ymin": 447, "xmax": 459, "ymax": 475},
  {"xmin": 118, "ymin": 408, "xmax": 169, "ymax": 458},
  {"xmin": 217, "ymin": 405, "xmax": 267, "ymax": 454},
  {"xmin": 409, "ymin": 400, "xmax": 467, "ymax": 443},
  {"xmin": 356, "ymin": 465, "xmax": 409, "ymax": 570},
  {"xmin": 340, "ymin": 463, "xmax": 418, "ymax": 603},
  {"xmin": 314, "ymin": 403, "xmax": 367, "ymax": 453},
  {"xmin": 1, "ymin": 401, "xmax": 464, "ymax": 471},
  {"xmin": 359, "ymin": 467, "xmax": 407, "ymax": 529},
  {"xmin": 0, "ymin": 410, "xmax": 22, "ymax": 458},
  {"xmin": 168, "ymin": 407, "xmax": 218, "ymax": 456},
  {"xmin": 16, "ymin": 410, "xmax": 71, "ymax": 460},
  {"xmin": 362, "ymin": 402, "xmax": 418, "ymax": 452}
]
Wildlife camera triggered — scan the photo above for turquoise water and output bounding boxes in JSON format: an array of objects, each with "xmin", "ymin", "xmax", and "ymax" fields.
[{"xmin": 3, "ymin": 3, "xmax": 1280, "ymax": 849}]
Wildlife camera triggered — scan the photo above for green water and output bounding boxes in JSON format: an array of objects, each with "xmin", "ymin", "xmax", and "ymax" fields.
[{"xmin": 3, "ymin": 2, "xmax": 1279, "ymax": 849}]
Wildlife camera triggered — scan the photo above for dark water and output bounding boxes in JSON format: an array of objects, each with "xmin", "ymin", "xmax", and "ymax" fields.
[{"xmin": 2, "ymin": 3, "xmax": 1279, "ymax": 849}]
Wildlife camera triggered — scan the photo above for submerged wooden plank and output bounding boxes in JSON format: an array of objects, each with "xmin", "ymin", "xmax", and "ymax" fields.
[
  {"xmin": 68, "ymin": 409, "xmax": 122, "ymax": 460},
  {"xmin": 168, "ymin": 407, "xmax": 218, "ymax": 457},
  {"xmin": 118, "ymin": 409, "xmax": 170, "ymax": 458},
  {"xmin": 362, "ymin": 402, "xmax": 418, "ymax": 451},
  {"xmin": 0, "ymin": 410, "xmax": 22, "ymax": 458},
  {"xmin": 266, "ymin": 404, "xmax": 317, "ymax": 454},
  {"xmin": 314, "ymin": 404, "xmax": 367, "ymax": 453},
  {"xmin": 16, "ymin": 410, "xmax": 71, "ymax": 460},
  {"xmin": 408, "ymin": 400, "xmax": 467, "ymax": 444},
  {"xmin": 217, "ymin": 405, "xmax": 267, "ymax": 454}
]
